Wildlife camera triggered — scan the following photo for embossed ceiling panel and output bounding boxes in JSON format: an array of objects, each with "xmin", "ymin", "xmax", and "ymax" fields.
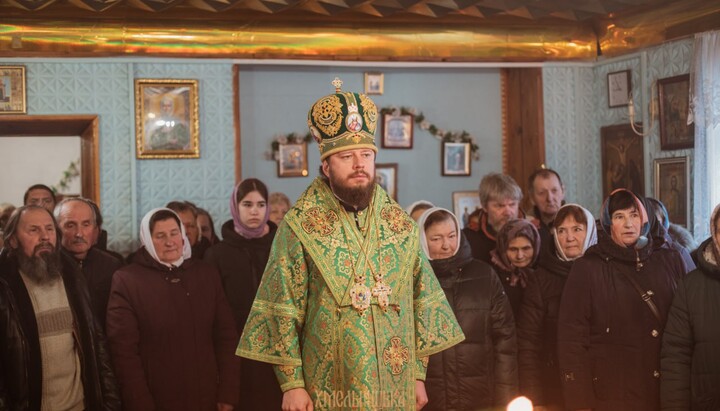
[
  {"xmin": 0, "ymin": 0, "xmax": 682, "ymax": 19},
  {"xmin": 1, "ymin": 0, "xmax": 718, "ymax": 60}
]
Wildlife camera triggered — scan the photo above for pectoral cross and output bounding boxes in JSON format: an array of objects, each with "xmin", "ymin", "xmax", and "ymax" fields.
[{"xmin": 372, "ymin": 280, "xmax": 392, "ymax": 311}]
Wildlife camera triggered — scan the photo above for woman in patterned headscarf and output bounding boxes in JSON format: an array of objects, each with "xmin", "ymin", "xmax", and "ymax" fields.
[
  {"xmin": 490, "ymin": 218, "xmax": 541, "ymax": 316},
  {"xmin": 557, "ymin": 189, "xmax": 688, "ymax": 411},
  {"xmin": 661, "ymin": 203, "xmax": 720, "ymax": 410},
  {"xmin": 107, "ymin": 208, "xmax": 240, "ymax": 411},
  {"xmin": 204, "ymin": 178, "xmax": 282, "ymax": 410}
]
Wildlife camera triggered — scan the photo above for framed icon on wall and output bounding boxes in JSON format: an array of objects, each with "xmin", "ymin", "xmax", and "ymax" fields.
[{"xmin": 135, "ymin": 79, "xmax": 200, "ymax": 159}]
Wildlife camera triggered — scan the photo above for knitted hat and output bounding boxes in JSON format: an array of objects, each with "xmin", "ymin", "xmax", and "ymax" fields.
[{"xmin": 307, "ymin": 77, "xmax": 378, "ymax": 161}]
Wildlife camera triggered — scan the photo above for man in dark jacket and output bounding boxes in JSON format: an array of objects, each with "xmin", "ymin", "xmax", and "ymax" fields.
[
  {"xmin": 0, "ymin": 205, "xmax": 120, "ymax": 411},
  {"xmin": 464, "ymin": 172, "xmax": 526, "ymax": 264},
  {"xmin": 661, "ymin": 203, "xmax": 720, "ymax": 410},
  {"xmin": 527, "ymin": 168, "xmax": 566, "ymax": 246},
  {"xmin": 55, "ymin": 198, "xmax": 123, "ymax": 330}
]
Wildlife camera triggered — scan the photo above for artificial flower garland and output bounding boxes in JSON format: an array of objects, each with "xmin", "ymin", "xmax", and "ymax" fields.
[
  {"xmin": 266, "ymin": 106, "xmax": 479, "ymax": 161},
  {"xmin": 52, "ymin": 160, "xmax": 80, "ymax": 194},
  {"xmin": 379, "ymin": 106, "xmax": 480, "ymax": 160}
]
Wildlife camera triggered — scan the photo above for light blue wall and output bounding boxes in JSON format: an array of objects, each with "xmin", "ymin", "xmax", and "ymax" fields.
[
  {"xmin": 0, "ymin": 60, "xmax": 502, "ymax": 254},
  {"xmin": 238, "ymin": 65, "xmax": 503, "ymax": 211},
  {"xmin": 543, "ymin": 37, "xmax": 695, "ymax": 223},
  {"xmin": 2, "ymin": 39, "xmax": 694, "ymax": 252},
  {"xmin": 0, "ymin": 59, "xmax": 236, "ymax": 254}
]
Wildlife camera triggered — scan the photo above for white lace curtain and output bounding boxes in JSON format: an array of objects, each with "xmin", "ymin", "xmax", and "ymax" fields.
[{"xmin": 690, "ymin": 30, "xmax": 720, "ymax": 240}]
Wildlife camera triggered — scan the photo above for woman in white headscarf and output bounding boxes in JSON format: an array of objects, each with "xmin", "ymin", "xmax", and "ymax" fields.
[
  {"xmin": 405, "ymin": 200, "xmax": 434, "ymax": 222},
  {"xmin": 517, "ymin": 204, "xmax": 597, "ymax": 411},
  {"xmin": 418, "ymin": 207, "xmax": 517, "ymax": 410},
  {"xmin": 106, "ymin": 208, "xmax": 240, "ymax": 411}
]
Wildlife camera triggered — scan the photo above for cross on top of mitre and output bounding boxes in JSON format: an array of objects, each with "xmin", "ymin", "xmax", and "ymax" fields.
[{"xmin": 332, "ymin": 77, "xmax": 343, "ymax": 93}]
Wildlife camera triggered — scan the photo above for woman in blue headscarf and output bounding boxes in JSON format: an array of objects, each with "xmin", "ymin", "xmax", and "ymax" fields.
[{"xmin": 557, "ymin": 189, "xmax": 688, "ymax": 411}]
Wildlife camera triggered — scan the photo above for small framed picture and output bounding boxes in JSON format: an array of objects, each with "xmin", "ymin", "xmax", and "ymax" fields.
[
  {"xmin": 442, "ymin": 142, "xmax": 471, "ymax": 176},
  {"xmin": 375, "ymin": 163, "xmax": 398, "ymax": 200},
  {"xmin": 364, "ymin": 72, "xmax": 384, "ymax": 95},
  {"xmin": 277, "ymin": 142, "xmax": 308, "ymax": 177},
  {"xmin": 654, "ymin": 156, "xmax": 690, "ymax": 227},
  {"xmin": 607, "ymin": 70, "xmax": 631, "ymax": 108},
  {"xmin": 135, "ymin": 79, "xmax": 200, "ymax": 159},
  {"xmin": 658, "ymin": 74, "xmax": 694, "ymax": 150},
  {"xmin": 381, "ymin": 113, "xmax": 413, "ymax": 149},
  {"xmin": 0, "ymin": 65, "xmax": 27, "ymax": 114},
  {"xmin": 601, "ymin": 124, "xmax": 645, "ymax": 199},
  {"xmin": 452, "ymin": 191, "xmax": 481, "ymax": 230}
]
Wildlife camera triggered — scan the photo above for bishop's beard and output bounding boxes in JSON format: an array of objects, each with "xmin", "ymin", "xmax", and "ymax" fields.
[
  {"xmin": 17, "ymin": 244, "xmax": 62, "ymax": 286},
  {"xmin": 328, "ymin": 169, "xmax": 376, "ymax": 210}
]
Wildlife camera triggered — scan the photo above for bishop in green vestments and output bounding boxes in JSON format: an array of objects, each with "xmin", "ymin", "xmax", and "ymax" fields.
[{"xmin": 237, "ymin": 78, "xmax": 464, "ymax": 411}]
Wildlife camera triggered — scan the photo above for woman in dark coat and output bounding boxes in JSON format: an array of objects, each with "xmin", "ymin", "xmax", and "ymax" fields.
[
  {"xmin": 490, "ymin": 219, "xmax": 541, "ymax": 317},
  {"xmin": 106, "ymin": 208, "xmax": 240, "ymax": 411},
  {"xmin": 557, "ymin": 189, "xmax": 688, "ymax": 411},
  {"xmin": 645, "ymin": 197, "xmax": 696, "ymax": 271},
  {"xmin": 204, "ymin": 178, "xmax": 282, "ymax": 410},
  {"xmin": 517, "ymin": 204, "xmax": 597, "ymax": 411},
  {"xmin": 661, "ymin": 203, "xmax": 720, "ymax": 410},
  {"xmin": 418, "ymin": 207, "xmax": 517, "ymax": 411}
]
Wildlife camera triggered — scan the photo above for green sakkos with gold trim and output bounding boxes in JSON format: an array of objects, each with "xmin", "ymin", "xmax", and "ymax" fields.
[{"xmin": 237, "ymin": 178, "xmax": 464, "ymax": 410}]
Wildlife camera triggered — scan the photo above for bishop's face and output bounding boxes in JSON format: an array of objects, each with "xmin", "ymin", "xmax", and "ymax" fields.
[{"xmin": 322, "ymin": 148, "xmax": 376, "ymax": 209}]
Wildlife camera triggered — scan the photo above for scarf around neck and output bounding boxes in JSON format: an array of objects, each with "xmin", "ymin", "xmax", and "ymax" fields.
[
  {"xmin": 230, "ymin": 181, "xmax": 270, "ymax": 239},
  {"xmin": 491, "ymin": 218, "xmax": 540, "ymax": 288}
]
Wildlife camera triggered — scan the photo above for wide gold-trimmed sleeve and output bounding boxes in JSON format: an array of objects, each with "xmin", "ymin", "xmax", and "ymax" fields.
[
  {"xmin": 415, "ymin": 356, "xmax": 429, "ymax": 380},
  {"xmin": 412, "ymin": 247, "xmax": 465, "ymax": 358},
  {"xmin": 273, "ymin": 365, "xmax": 306, "ymax": 392},
  {"xmin": 236, "ymin": 223, "xmax": 309, "ymax": 367}
]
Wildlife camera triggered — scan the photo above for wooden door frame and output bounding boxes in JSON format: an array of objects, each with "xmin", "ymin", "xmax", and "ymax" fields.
[
  {"xmin": 0, "ymin": 114, "xmax": 100, "ymax": 205},
  {"xmin": 502, "ymin": 68, "xmax": 546, "ymax": 213}
]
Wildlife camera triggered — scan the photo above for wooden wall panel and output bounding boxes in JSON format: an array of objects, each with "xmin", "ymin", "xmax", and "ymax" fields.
[{"xmin": 502, "ymin": 67, "xmax": 545, "ymax": 212}]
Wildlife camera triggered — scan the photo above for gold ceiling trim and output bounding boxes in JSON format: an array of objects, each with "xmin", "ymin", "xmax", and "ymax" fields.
[
  {"xmin": 0, "ymin": 1, "xmax": 719, "ymax": 60},
  {"xmin": 0, "ymin": 21, "xmax": 597, "ymax": 60},
  {"xmin": 597, "ymin": 1, "xmax": 720, "ymax": 57}
]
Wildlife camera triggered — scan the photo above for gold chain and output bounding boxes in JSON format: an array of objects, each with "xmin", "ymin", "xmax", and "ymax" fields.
[{"xmin": 343, "ymin": 191, "xmax": 392, "ymax": 314}]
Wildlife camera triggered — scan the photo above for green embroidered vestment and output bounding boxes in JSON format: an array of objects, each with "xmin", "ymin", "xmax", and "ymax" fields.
[{"xmin": 237, "ymin": 178, "xmax": 464, "ymax": 410}]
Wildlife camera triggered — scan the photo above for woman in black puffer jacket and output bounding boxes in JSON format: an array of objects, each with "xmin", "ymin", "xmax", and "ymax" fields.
[
  {"xmin": 661, "ymin": 203, "xmax": 720, "ymax": 410},
  {"xmin": 204, "ymin": 178, "xmax": 281, "ymax": 411},
  {"xmin": 517, "ymin": 204, "xmax": 597, "ymax": 411},
  {"xmin": 558, "ymin": 189, "xmax": 687, "ymax": 411},
  {"xmin": 418, "ymin": 207, "xmax": 517, "ymax": 411}
]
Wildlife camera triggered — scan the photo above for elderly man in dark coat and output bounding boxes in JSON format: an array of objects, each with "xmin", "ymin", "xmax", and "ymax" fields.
[
  {"xmin": 0, "ymin": 205, "xmax": 120, "ymax": 411},
  {"xmin": 55, "ymin": 198, "xmax": 123, "ymax": 330},
  {"xmin": 661, "ymin": 203, "xmax": 720, "ymax": 410}
]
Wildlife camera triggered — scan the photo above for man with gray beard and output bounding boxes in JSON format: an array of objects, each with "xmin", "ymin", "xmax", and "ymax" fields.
[{"xmin": 0, "ymin": 205, "xmax": 120, "ymax": 411}]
